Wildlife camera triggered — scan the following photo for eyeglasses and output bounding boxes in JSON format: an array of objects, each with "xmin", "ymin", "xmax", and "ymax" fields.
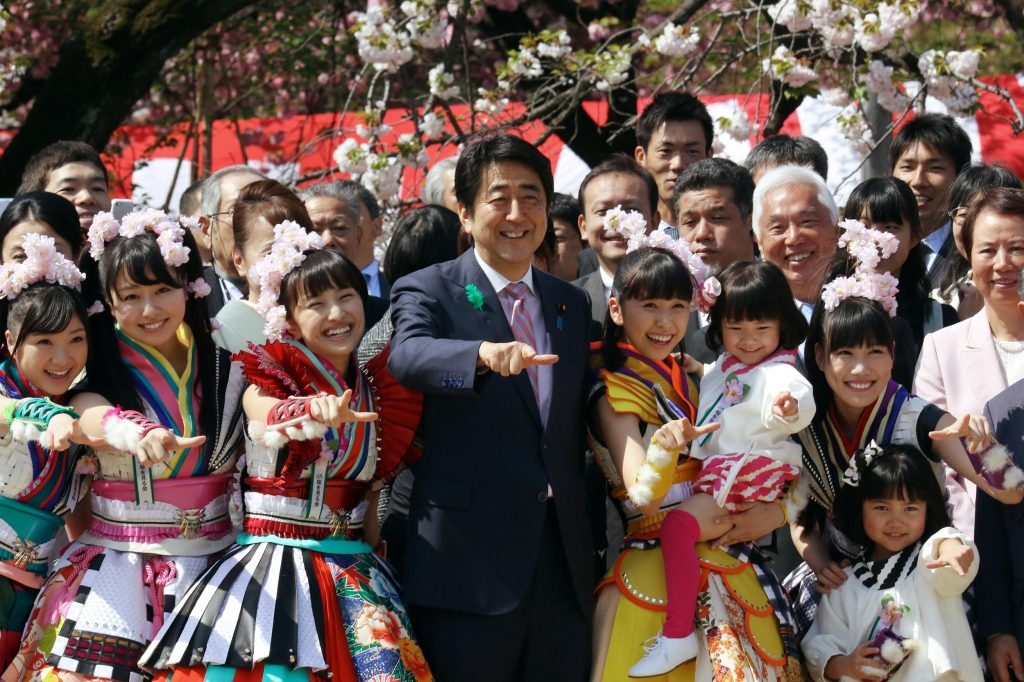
[
  {"xmin": 947, "ymin": 207, "xmax": 967, "ymax": 222},
  {"xmin": 207, "ymin": 211, "xmax": 233, "ymax": 221}
]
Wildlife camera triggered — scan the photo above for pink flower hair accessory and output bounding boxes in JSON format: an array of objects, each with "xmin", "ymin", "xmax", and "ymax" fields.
[
  {"xmin": 603, "ymin": 204, "xmax": 711, "ymax": 293},
  {"xmin": 86, "ymin": 208, "xmax": 191, "ymax": 269},
  {"xmin": 0, "ymin": 234, "xmax": 85, "ymax": 300},
  {"xmin": 821, "ymin": 219, "xmax": 900, "ymax": 316},
  {"xmin": 249, "ymin": 220, "xmax": 325, "ymax": 342},
  {"xmin": 188, "ymin": 277, "xmax": 212, "ymax": 298}
]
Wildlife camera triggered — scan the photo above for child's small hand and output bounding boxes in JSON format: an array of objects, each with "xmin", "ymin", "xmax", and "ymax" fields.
[
  {"xmin": 813, "ymin": 560, "xmax": 850, "ymax": 594},
  {"xmin": 823, "ymin": 643, "xmax": 888, "ymax": 681},
  {"xmin": 927, "ymin": 538, "xmax": 974, "ymax": 576},
  {"xmin": 771, "ymin": 391, "xmax": 799, "ymax": 420},
  {"xmin": 652, "ymin": 418, "xmax": 719, "ymax": 451},
  {"xmin": 310, "ymin": 390, "xmax": 378, "ymax": 428},
  {"xmin": 928, "ymin": 413, "xmax": 994, "ymax": 453}
]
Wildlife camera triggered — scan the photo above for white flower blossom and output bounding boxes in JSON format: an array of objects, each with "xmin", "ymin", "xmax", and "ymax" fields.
[
  {"xmin": 654, "ymin": 22, "xmax": 701, "ymax": 58},
  {"xmin": 428, "ymin": 64, "xmax": 461, "ymax": 100},
  {"xmin": 763, "ymin": 45, "xmax": 817, "ymax": 88},
  {"xmin": 767, "ymin": 0, "xmax": 814, "ymax": 32},
  {"xmin": 862, "ymin": 60, "xmax": 911, "ymax": 112},
  {"xmin": 334, "ymin": 138, "xmax": 369, "ymax": 175},
  {"xmin": 420, "ymin": 111, "xmax": 445, "ymax": 138}
]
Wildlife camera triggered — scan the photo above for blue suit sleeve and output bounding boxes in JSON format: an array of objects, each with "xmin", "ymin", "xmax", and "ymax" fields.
[
  {"xmin": 388, "ymin": 272, "xmax": 483, "ymax": 394},
  {"xmin": 975, "ymin": 400, "xmax": 1017, "ymax": 638}
]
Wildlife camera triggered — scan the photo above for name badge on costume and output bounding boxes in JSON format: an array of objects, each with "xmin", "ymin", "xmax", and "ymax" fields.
[
  {"xmin": 306, "ymin": 458, "xmax": 328, "ymax": 520},
  {"xmin": 133, "ymin": 457, "xmax": 155, "ymax": 506}
]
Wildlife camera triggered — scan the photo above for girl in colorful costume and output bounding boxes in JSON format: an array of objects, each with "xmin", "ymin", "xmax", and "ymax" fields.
[
  {"xmin": 0, "ymin": 233, "xmax": 90, "ymax": 671},
  {"xmin": 7, "ymin": 209, "xmax": 244, "ymax": 682},
  {"xmin": 141, "ymin": 223, "xmax": 430, "ymax": 682},
  {"xmin": 801, "ymin": 444, "xmax": 983, "ymax": 682},
  {"xmin": 588, "ymin": 209, "xmax": 803, "ymax": 682},
  {"xmin": 784, "ymin": 220, "xmax": 1024, "ymax": 636},
  {"xmin": 629, "ymin": 260, "xmax": 815, "ymax": 677}
]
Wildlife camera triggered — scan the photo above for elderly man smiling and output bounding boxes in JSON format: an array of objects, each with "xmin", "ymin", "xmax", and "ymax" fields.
[{"xmin": 752, "ymin": 165, "xmax": 840, "ymax": 319}]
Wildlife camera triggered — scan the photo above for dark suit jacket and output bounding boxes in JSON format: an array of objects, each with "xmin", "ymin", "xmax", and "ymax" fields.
[
  {"xmin": 576, "ymin": 247, "xmax": 598, "ymax": 278},
  {"xmin": 573, "ymin": 270, "xmax": 607, "ymax": 341},
  {"xmin": 976, "ymin": 378, "xmax": 1024, "ymax": 642},
  {"xmin": 202, "ymin": 265, "xmax": 229, "ymax": 318},
  {"xmin": 683, "ymin": 310, "xmax": 717, "ymax": 364},
  {"xmin": 389, "ymin": 249, "xmax": 594, "ymax": 616},
  {"xmin": 378, "ymin": 268, "xmax": 392, "ymax": 302},
  {"xmin": 925, "ymin": 232, "xmax": 953, "ymax": 291}
]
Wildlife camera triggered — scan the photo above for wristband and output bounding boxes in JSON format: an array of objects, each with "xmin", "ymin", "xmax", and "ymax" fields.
[
  {"xmin": 627, "ymin": 437, "xmax": 678, "ymax": 507},
  {"xmin": 964, "ymin": 440, "xmax": 1024, "ymax": 491},
  {"xmin": 249, "ymin": 393, "xmax": 329, "ymax": 448},
  {"xmin": 773, "ymin": 498, "xmax": 789, "ymax": 528},
  {"xmin": 7, "ymin": 398, "xmax": 79, "ymax": 444},
  {"xmin": 102, "ymin": 407, "xmax": 165, "ymax": 452}
]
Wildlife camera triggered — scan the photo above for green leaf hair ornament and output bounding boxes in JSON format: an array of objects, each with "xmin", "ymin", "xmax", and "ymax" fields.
[{"xmin": 465, "ymin": 283, "xmax": 485, "ymax": 311}]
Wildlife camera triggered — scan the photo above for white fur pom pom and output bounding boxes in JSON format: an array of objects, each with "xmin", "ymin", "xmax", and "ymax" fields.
[
  {"xmin": 10, "ymin": 420, "xmax": 44, "ymax": 444},
  {"xmin": 646, "ymin": 441, "xmax": 674, "ymax": 468},
  {"xmin": 1005, "ymin": 465, "xmax": 1024, "ymax": 490},
  {"xmin": 627, "ymin": 480, "xmax": 654, "ymax": 507},
  {"xmin": 289, "ymin": 420, "xmax": 328, "ymax": 441},
  {"xmin": 983, "ymin": 443, "xmax": 1013, "ymax": 471},
  {"xmin": 103, "ymin": 416, "xmax": 143, "ymax": 452}
]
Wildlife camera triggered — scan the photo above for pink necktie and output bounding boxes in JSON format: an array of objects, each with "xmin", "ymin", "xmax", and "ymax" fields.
[{"xmin": 505, "ymin": 282, "xmax": 539, "ymax": 404}]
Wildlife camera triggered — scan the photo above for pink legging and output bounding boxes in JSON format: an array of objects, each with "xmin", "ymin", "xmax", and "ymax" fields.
[{"xmin": 660, "ymin": 509, "xmax": 701, "ymax": 638}]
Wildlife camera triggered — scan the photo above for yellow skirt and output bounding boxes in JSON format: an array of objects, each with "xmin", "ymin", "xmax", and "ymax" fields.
[{"xmin": 598, "ymin": 542, "xmax": 803, "ymax": 682}]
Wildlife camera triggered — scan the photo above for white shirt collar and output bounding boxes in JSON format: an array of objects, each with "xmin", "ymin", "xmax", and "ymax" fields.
[
  {"xmin": 473, "ymin": 249, "xmax": 536, "ymax": 297},
  {"xmin": 598, "ymin": 265, "xmax": 615, "ymax": 299},
  {"xmin": 922, "ymin": 220, "xmax": 952, "ymax": 254}
]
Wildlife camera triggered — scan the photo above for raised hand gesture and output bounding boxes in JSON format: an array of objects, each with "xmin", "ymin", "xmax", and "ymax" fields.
[{"xmin": 309, "ymin": 390, "xmax": 378, "ymax": 429}]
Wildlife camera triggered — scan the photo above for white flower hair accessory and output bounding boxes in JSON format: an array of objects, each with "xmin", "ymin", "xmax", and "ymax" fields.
[
  {"xmin": 249, "ymin": 220, "xmax": 324, "ymax": 342},
  {"xmin": 603, "ymin": 205, "xmax": 710, "ymax": 293},
  {"xmin": 821, "ymin": 219, "xmax": 900, "ymax": 317},
  {"xmin": 841, "ymin": 439, "xmax": 885, "ymax": 487},
  {"xmin": 0, "ymin": 234, "xmax": 85, "ymax": 300},
  {"xmin": 87, "ymin": 208, "xmax": 191, "ymax": 269}
]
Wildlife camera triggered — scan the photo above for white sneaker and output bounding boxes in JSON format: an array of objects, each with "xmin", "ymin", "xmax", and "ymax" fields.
[{"xmin": 628, "ymin": 632, "xmax": 698, "ymax": 677}]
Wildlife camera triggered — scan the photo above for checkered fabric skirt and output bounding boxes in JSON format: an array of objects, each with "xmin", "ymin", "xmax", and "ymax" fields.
[{"xmin": 11, "ymin": 542, "xmax": 212, "ymax": 682}]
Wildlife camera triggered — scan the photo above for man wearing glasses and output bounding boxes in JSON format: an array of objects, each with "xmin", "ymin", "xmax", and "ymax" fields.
[{"xmin": 199, "ymin": 165, "xmax": 267, "ymax": 316}]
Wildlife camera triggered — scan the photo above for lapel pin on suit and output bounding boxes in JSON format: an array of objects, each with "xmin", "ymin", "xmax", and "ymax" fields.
[
  {"xmin": 557, "ymin": 303, "xmax": 566, "ymax": 330},
  {"xmin": 465, "ymin": 283, "xmax": 485, "ymax": 312}
]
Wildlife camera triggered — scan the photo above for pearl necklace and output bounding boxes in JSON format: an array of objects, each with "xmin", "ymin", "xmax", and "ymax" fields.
[{"xmin": 994, "ymin": 337, "xmax": 1024, "ymax": 354}]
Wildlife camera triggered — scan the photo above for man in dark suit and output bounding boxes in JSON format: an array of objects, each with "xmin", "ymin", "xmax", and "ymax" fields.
[
  {"xmin": 977, "ymin": 278, "xmax": 1024, "ymax": 682},
  {"xmin": 573, "ymin": 156, "xmax": 660, "ymax": 340},
  {"xmin": 889, "ymin": 113, "xmax": 973, "ymax": 289},
  {"xmin": 389, "ymin": 133, "xmax": 594, "ymax": 681}
]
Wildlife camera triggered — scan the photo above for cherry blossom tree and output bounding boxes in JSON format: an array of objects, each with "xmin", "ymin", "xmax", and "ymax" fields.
[{"xmin": 1, "ymin": 0, "xmax": 1021, "ymax": 200}]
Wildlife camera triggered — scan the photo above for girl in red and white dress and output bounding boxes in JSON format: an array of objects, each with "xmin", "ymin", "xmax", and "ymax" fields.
[{"xmin": 141, "ymin": 223, "xmax": 430, "ymax": 682}]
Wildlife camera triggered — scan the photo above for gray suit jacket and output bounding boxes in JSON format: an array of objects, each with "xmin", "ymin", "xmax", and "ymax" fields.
[{"xmin": 573, "ymin": 270, "xmax": 607, "ymax": 341}]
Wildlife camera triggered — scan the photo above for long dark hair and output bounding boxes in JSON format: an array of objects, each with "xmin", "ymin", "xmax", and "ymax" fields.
[
  {"xmin": 0, "ymin": 192, "xmax": 83, "ymax": 262},
  {"xmin": 833, "ymin": 443, "xmax": 950, "ymax": 552},
  {"xmin": 844, "ymin": 178, "xmax": 932, "ymax": 345},
  {"xmin": 78, "ymin": 227, "xmax": 216, "ymax": 439},
  {"xmin": 602, "ymin": 247, "xmax": 693, "ymax": 370},
  {"xmin": 1, "ymin": 283, "xmax": 88, "ymax": 355}
]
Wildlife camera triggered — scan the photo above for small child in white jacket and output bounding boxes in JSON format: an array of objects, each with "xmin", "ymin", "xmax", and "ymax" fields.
[{"xmin": 801, "ymin": 442, "xmax": 983, "ymax": 682}]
